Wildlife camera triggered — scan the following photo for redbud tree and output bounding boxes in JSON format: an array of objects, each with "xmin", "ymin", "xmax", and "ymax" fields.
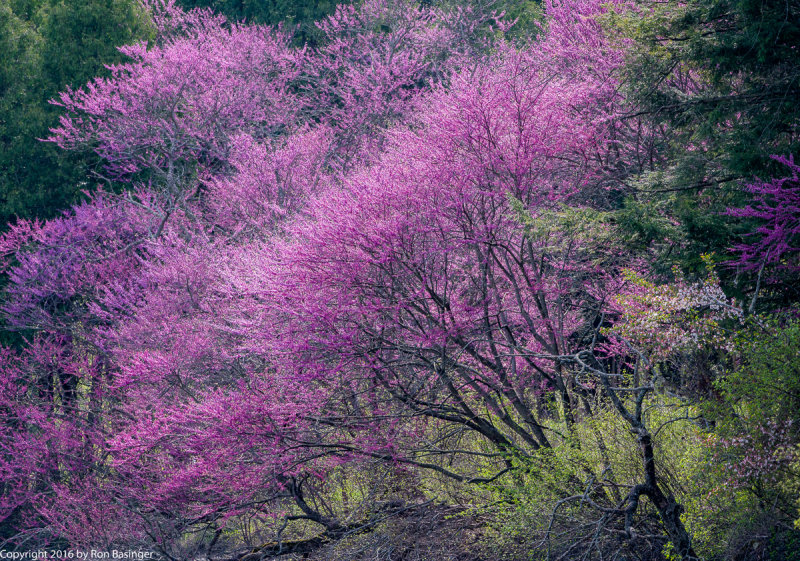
[{"xmin": 0, "ymin": 1, "xmax": 717, "ymax": 558}]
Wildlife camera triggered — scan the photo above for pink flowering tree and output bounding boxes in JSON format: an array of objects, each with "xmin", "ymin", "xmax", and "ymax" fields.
[
  {"xmin": 0, "ymin": 0, "xmax": 710, "ymax": 558},
  {"xmin": 206, "ymin": 2, "xmax": 701, "ymax": 555},
  {"xmin": 726, "ymin": 155, "xmax": 800, "ymax": 308},
  {"xmin": 89, "ymin": 35, "xmax": 624, "ymax": 551},
  {"xmin": 609, "ymin": 266, "xmax": 743, "ymax": 362},
  {"xmin": 309, "ymin": 0, "xmax": 508, "ymax": 166},
  {"xmin": 48, "ymin": 4, "xmax": 306, "ymax": 222},
  {"xmin": 2, "ymin": 0, "xmax": 505, "ymax": 551},
  {"xmin": 0, "ymin": 193, "xmax": 159, "ymax": 547},
  {"xmin": 47, "ymin": 0, "xmax": 505, "ymax": 205}
]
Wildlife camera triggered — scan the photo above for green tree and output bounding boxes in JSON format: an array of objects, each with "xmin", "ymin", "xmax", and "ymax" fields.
[
  {"xmin": 0, "ymin": 0, "xmax": 152, "ymax": 227},
  {"xmin": 609, "ymin": 0, "xmax": 800, "ymax": 278},
  {"xmin": 175, "ymin": 0, "xmax": 340, "ymax": 43}
]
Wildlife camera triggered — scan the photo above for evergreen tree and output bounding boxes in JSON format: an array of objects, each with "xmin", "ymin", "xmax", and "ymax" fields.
[
  {"xmin": 0, "ymin": 0, "xmax": 152, "ymax": 227},
  {"xmin": 612, "ymin": 0, "xmax": 800, "ymax": 275}
]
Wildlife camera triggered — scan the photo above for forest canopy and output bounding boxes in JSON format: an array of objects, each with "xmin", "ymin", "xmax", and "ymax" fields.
[{"xmin": 0, "ymin": 1, "xmax": 798, "ymax": 560}]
